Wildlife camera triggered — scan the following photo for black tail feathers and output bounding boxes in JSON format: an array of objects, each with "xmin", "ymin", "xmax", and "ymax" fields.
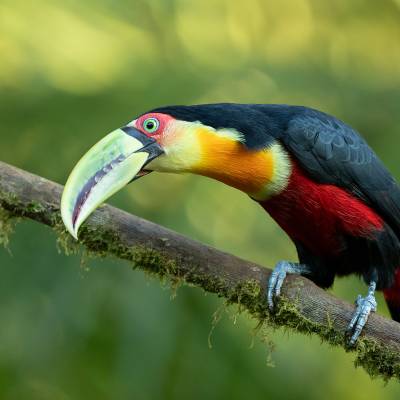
[
  {"xmin": 384, "ymin": 268, "xmax": 400, "ymax": 322},
  {"xmin": 385, "ymin": 300, "xmax": 400, "ymax": 322}
]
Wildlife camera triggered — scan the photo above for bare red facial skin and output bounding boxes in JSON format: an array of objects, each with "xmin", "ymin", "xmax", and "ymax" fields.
[{"xmin": 135, "ymin": 113, "xmax": 175, "ymax": 142}]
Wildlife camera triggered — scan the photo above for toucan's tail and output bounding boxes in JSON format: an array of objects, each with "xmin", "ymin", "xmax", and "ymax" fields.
[{"xmin": 384, "ymin": 268, "xmax": 400, "ymax": 322}]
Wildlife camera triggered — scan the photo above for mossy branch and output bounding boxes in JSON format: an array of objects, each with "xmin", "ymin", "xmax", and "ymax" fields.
[{"xmin": 0, "ymin": 160, "xmax": 400, "ymax": 381}]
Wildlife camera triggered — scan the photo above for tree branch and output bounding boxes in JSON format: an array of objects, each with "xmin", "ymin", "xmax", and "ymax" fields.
[{"xmin": 0, "ymin": 160, "xmax": 399, "ymax": 380}]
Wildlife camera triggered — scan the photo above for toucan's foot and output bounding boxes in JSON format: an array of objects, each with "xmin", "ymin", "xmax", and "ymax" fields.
[
  {"xmin": 267, "ymin": 261, "xmax": 311, "ymax": 311},
  {"xmin": 346, "ymin": 281, "xmax": 377, "ymax": 346}
]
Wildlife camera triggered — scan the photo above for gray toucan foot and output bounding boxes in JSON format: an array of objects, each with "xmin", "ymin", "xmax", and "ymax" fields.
[
  {"xmin": 267, "ymin": 261, "xmax": 311, "ymax": 311},
  {"xmin": 346, "ymin": 281, "xmax": 377, "ymax": 346}
]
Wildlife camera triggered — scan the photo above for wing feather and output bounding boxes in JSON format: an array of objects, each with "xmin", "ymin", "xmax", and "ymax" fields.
[{"xmin": 281, "ymin": 110, "xmax": 400, "ymax": 237}]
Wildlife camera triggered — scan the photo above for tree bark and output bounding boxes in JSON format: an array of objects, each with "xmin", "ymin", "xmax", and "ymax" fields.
[{"xmin": 0, "ymin": 160, "xmax": 399, "ymax": 380}]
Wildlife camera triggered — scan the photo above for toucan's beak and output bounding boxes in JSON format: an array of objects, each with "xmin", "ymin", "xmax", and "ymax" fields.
[{"xmin": 61, "ymin": 126, "xmax": 163, "ymax": 239}]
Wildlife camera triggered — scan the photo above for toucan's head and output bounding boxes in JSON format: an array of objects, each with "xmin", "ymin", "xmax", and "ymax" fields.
[{"xmin": 61, "ymin": 104, "xmax": 291, "ymax": 238}]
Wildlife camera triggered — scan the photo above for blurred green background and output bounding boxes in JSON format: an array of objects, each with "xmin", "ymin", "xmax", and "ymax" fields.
[{"xmin": 0, "ymin": 0, "xmax": 400, "ymax": 398}]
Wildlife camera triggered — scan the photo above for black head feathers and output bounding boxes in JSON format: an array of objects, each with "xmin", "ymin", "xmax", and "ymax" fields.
[{"xmin": 149, "ymin": 103, "xmax": 296, "ymax": 149}]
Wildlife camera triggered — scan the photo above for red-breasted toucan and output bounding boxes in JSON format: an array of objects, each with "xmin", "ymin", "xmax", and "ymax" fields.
[{"xmin": 60, "ymin": 103, "xmax": 400, "ymax": 345}]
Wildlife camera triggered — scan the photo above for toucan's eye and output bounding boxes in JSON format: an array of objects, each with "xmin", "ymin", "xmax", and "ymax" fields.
[{"xmin": 143, "ymin": 117, "xmax": 160, "ymax": 134}]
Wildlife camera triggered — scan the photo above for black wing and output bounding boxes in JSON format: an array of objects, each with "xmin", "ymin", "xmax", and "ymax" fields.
[{"xmin": 281, "ymin": 109, "xmax": 400, "ymax": 237}]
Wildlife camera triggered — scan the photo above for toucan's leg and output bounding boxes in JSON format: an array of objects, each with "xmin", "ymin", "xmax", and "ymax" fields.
[
  {"xmin": 346, "ymin": 280, "xmax": 377, "ymax": 346},
  {"xmin": 267, "ymin": 261, "xmax": 312, "ymax": 311}
]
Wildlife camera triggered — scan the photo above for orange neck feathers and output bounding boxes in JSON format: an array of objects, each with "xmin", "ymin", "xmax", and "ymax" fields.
[{"xmin": 194, "ymin": 129, "xmax": 292, "ymax": 200}]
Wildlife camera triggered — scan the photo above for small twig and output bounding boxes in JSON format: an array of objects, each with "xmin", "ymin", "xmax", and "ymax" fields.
[{"xmin": 0, "ymin": 160, "xmax": 399, "ymax": 380}]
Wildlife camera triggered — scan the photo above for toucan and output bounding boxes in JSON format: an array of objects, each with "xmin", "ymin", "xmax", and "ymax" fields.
[{"xmin": 60, "ymin": 103, "xmax": 400, "ymax": 345}]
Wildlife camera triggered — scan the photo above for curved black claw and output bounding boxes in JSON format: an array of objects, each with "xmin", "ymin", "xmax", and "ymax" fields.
[
  {"xmin": 346, "ymin": 282, "xmax": 377, "ymax": 346},
  {"xmin": 267, "ymin": 261, "xmax": 311, "ymax": 311}
]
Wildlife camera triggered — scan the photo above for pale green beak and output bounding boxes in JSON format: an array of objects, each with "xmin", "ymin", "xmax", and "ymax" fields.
[{"xmin": 61, "ymin": 126, "xmax": 163, "ymax": 239}]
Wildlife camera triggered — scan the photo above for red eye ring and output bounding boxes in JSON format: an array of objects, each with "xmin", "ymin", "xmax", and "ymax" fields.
[{"xmin": 136, "ymin": 112, "xmax": 174, "ymax": 137}]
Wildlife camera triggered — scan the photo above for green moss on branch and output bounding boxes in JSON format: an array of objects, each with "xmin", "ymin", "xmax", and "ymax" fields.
[
  {"xmin": 0, "ymin": 207, "xmax": 18, "ymax": 249},
  {"xmin": 50, "ymin": 222, "xmax": 400, "ymax": 381}
]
